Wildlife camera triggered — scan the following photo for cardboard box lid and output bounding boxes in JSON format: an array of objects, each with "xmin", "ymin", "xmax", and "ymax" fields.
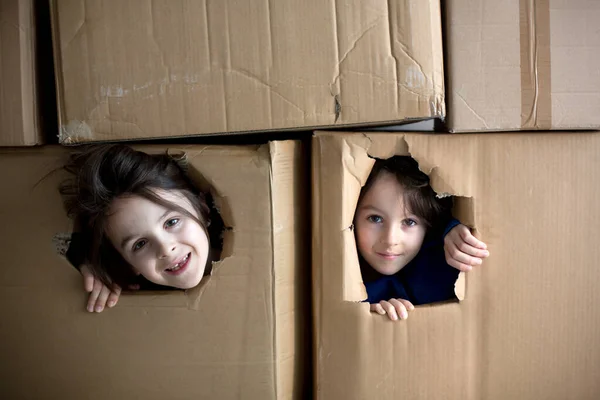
[
  {"xmin": 312, "ymin": 131, "xmax": 600, "ymax": 399},
  {"xmin": 446, "ymin": 0, "xmax": 600, "ymax": 132},
  {"xmin": 0, "ymin": 0, "xmax": 41, "ymax": 146},
  {"xmin": 51, "ymin": 0, "xmax": 444, "ymax": 143},
  {"xmin": 0, "ymin": 142, "xmax": 307, "ymax": 399}
]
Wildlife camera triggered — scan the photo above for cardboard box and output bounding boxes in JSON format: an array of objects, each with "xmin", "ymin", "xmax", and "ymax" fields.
[
  {"xmin": 0, "ymin": 0, "xmax": 42, "ymax": 146},
  {"xmin": 446, "ymin": 0, "xmax": 600, "ymax": 132},
  {"xmin": 312, "ymin": 131, "xmax": 600, "ymax": 399},
  {"xmin": 0, "ymin": 141, "xmax": 309, "ymax": 399},
  {"xmin": 50, "ymin": 0, "xmax": 444, "ymax": 143}
]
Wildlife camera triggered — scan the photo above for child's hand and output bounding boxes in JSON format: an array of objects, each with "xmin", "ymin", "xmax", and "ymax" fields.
[
  {"xmin": 370, "ymin": 298, "xmax": 414, "ymax": 321},
  {"xmin": 80, "ymin": 265, "xmax": 139, "ymax": 313},
  {"xmin": 444, "ymin": 224, "xmax": 490, "ymax": 272}
]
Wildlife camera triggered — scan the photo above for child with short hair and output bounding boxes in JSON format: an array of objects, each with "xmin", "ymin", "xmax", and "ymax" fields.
[
  {"xmin": 354, "ymin": 156, "xmax": 489, "ymax": 321},
  {"xmin": 60, "ymin": 144, "xmax": 222, "ymax": 313}
]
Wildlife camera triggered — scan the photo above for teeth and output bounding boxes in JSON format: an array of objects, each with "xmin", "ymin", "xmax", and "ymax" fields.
[{"xmin": 168, "ymin": 254, "xmax": 189, "ymax": 272}]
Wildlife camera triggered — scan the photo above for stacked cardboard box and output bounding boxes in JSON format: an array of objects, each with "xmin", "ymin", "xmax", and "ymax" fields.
[
  {"xmin": 445, "ymin": 0, "xmax": 600, "ymax": 132},
  {"xmin": 49, "ymin": 0, "xmax": 444, "ymax": 142},
  {"xmin": 312, "ymin": 131, "xmax": 600, "ymax": 399},
  {"xmin": 0, "ymin": 0, "xmax": 42, "ymax": 146}
]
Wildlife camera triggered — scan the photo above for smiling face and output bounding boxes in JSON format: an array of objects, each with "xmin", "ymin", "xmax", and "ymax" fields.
[
  {"xmin": 354, "ymin": 171, "xmax": 427, "ymax": 276},
  {"xmin": 106, "ymin": 190, "xmax": 210, "ymax": 289}
]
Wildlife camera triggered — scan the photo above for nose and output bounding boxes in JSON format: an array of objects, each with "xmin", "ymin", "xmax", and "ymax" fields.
[
  {"xmin": 382, "ymin": 222, "xmax": 403, "ymax": 246},
  {"xmin": 158, "ymin": 238, "xmax": 177, "ymax": 259}
]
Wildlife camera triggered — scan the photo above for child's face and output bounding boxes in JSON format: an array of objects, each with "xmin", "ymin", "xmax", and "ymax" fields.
[
  {"xmin": 354, "ymin": 171, "xmax": 427, "ymax": 276},
  {"xmin": 106, "ymin": 190, "xmax": 210, "ymax": 289}
]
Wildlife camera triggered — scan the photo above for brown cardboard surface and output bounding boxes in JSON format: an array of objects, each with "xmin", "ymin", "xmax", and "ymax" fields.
[
  {"xmin": 0, "ymin": 0, "xmax": 42, "ymax": 146},
  {"xmin": 0, "ymin": 142, "xmax": 308, "ymax": 399},
  {"xmin": 50, "ymin": 0, "xmax": 444, "ymax": 143},
  {"xmin": 446, "ymin": 0, "xmax": 600, "ymax": 132},
  {"xmin": 313, "ymin": 131, "xmax": 600, "ymax": 399}
]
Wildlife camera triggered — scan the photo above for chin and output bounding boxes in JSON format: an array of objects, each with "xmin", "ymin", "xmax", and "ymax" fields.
[{"xmin": 179, "ymin": 274, "xmax": 204, "ymax": 289}]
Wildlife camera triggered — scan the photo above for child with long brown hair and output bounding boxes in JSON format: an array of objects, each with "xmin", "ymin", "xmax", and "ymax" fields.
[
  {"xmin": 60, "ymin": 144, "xmax": 222, "ymax": 313},
  {"xmin": 354, "ymin": 156, "xmax": 489, "ymax": 321}
]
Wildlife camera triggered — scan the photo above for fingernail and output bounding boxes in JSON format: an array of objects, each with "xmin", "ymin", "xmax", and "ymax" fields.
[
  {"xmin": 476, "ymin": 259, "xmax": 482, "ymax": 265},
  {"xmin": 107, "ymin": 301, "xmax": 115, "ymax": 308},
  {"xmin": 95, "ymin": 306, "xmax": 103, "ymax": 312},
  {"xmin": 483, "ymin": 251, "xmax": 490, "ymax": 257},
  {"xmin": 401, "ymin": 312, "xmax": 408, "ymax": 319},
  {"xmin": 391, "ymin": 314, "xmax": 398, "ymax": 321},
  {"xmin": 87, "ymin": 306, "xmax": 94, "ymax": 312}
]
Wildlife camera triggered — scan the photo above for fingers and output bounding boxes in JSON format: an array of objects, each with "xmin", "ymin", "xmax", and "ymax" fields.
[
  {"xmin": 370, "ymin": 299, "xmax": 414, "ymax": 321},
  {"xmin": 446, "ymin": 242, "xmax": 482, "ymax": 268},
  {"xmin": 87, "ymin": 279, "xmax": 103, "ymax": 312},
  {"xmin": 106, "ymin": 285, "xmax": 122, "ymax": 308},
  {"xmin": 87, "ymin": 280, "xmax": 120, "ymax": 313},
  {"xmin": 80, "ymin": 265, "xmax": 94, "ymax": 293},
  {"xmin": 389, "ymin": 298, "xmax": 410, "ymax": 320},
  {"xmin": 370, "ymin": 303, "xmax": 386, "ymax": 315},
  {"xmin": 445, "ymin": 226, "xmax": 491, "ymax": 272},
  {"xmin": 445, "ymin": 248, "xmax": 473, "ymax": 272},
  {"xmin": 458, "ymin": 226, "xmax": 488, "ymax": 250},
  {"xmin": 94, "ymin": 285, "xmax": 112, "ymax": 313}
]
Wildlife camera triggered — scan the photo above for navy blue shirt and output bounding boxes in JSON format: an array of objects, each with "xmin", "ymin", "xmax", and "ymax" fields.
[{"xmin": 363, "ymin": 219, "xmax": 461, "ymax": 305}]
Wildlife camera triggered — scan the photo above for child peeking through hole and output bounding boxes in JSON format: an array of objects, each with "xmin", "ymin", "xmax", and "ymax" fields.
[
  {"xmin": 60, "ymin": 145, "xmax": 222, "ymax": 313},
  {"xmin": 354, "ymin": 156, "xmax": 489, "ymax": 321}
]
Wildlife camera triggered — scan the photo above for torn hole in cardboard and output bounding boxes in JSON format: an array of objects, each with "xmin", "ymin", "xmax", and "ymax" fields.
[
  {"xmin": 54, "ymin": 149, "xmax": 230, "ymax": 310},
  {"xmin": 342, "ymin": 149, "xmax": 477, "ymax": 307}
]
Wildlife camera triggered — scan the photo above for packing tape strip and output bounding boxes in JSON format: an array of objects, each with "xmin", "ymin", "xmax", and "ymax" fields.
[{"xmin": 520, "ymin": 0, "xmax": 552, "ymax": 129}]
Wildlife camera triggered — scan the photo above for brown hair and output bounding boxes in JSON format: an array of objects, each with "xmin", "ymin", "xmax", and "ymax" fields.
[
  {"xmin": 357, "ymin": 156, "xmax": 452, "ymax": 233},
  {"xmin": 59, "ymin": 144, "xmax": 211, "ymax": 288}
]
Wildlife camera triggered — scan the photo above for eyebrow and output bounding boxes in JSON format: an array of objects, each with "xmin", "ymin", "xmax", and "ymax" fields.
[
  {"xmin": 359, "ymin": 205, "xmax": 385, "ymax": 214},
  {"xmin": 120, "ymin": 209, "xmax": 172, "ymax": 250}
]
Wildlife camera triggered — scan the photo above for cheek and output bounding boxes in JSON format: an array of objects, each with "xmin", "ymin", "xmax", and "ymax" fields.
[
  {"xmin": 184, "ymin": 222, "xmax": 209, "ymax": 250},
  {"xmin": 408, "ymin": 229, "xmax": 426, "ymax": 251},
  {"xmin": 355, "ymin": 222, "xmax": 376, "ymax": 250}
]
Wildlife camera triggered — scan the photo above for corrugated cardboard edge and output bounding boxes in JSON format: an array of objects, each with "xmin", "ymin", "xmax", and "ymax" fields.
[
  {"xmin": 430, "ymin": 0, "xmax": 446, "ymax": 119},
  {"xmin": 270, "ymin": 140, "xmax": 307, "ymax": 400},
  {"xmin": 48, "ymin": 0, "xmax": 69, "ymax": 144},
  {"xmin": 519, "ymin": 0, "xmax": 552, "ymax": 129},
  {"xmin": 311, "ymin": 132, "xmax": 325, "ymax": 398},
  {"xmin": 0, "ymin": 0, "xmax": 41, "ymax": 146}
]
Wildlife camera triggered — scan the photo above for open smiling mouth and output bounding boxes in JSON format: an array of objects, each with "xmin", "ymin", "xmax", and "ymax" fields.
[{"xmin": 165, "ymin": 253, "xmax": 191, "ymax": 275}]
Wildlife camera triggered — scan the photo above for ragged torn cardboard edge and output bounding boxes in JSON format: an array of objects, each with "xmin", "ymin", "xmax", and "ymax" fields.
[
  {"xmin": 50, "ymin": 145, "xmax": 235, "ymax": 310},
  {"xmin": 340, "ymin": 133, "xmax": 476, "ymax": 303}
]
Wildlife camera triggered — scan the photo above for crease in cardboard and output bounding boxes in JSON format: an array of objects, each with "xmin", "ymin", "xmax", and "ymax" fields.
[
  {"xmin": 148, "ymin": 0, "xmax": 169, "ymax": 72},
  {"xmin": 455, "ymin": 92, "xmax": 490, "ymax": 129},
  {"xmin": 62, "ymin": 9, "xmax": 86, "ymax": 51},
  {"xmin": 396, "ymin": 41, "xmax": 428, "ymax": 90},
  {"xmin": 385, "ymin": 0, "xmax": 401, "ymax": 110},
  {"xmin": 230, "ymin": 68, "xmax": 306, "ymax": 117},
  {"xmin": 330, "ymin": 15, "xmax": 386, "ymax": 88}
]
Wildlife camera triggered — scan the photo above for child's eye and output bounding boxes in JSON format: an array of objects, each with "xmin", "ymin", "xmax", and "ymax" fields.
[
  {"xmin": 367, "ymin": 215, "xmax": 383, "ymax": 224},
  {"xmin": 132, "ymin": 239, "xmax": 147, "ymax": 252},
  {"xmin": 403, "ymin": 218, "xmax": 418, "ymax": 227},
  {"xmin": 165, "ymin": 218, "xmax": 180, "ymax": 228}
]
